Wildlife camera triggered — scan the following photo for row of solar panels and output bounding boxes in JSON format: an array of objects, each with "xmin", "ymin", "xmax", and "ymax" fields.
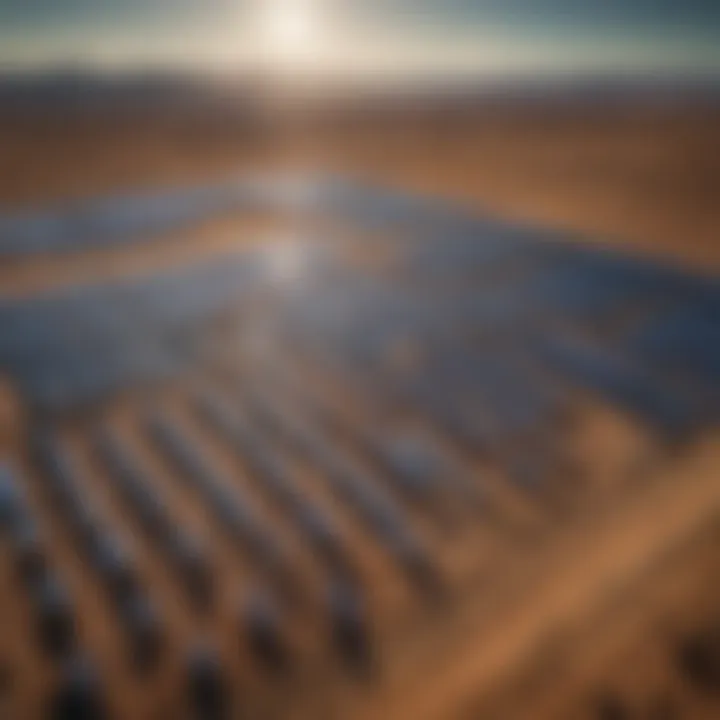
[
  {"xmin": 1, "ymin": 385, "xmax": 446, "ymax": 717},
  {"xmin": 4, "ymin": 366, "xmax": 471, "ymax": 643},
  {"xmin": 0, "ymin": 175, "xmax": 489, "ymax": 257},
  {"xmin": 3, "ymin": 239, "xmax": 719, "ymax": 422},
  {"xmin": 0, "ymin": 255, "xmax": 261, "ymax": 410},
  {"xmin": 2, "ymin": 447, "xmax": 290, "ymax": 720}
]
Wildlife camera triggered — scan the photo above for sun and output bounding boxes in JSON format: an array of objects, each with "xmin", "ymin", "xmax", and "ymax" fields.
[{"xmin": 259, "ymin": 0, "xmax": 322, "ymax": 70}]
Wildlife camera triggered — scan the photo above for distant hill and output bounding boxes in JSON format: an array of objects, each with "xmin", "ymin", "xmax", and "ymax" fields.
[{"xmin": 0, "ymin": 69, "xmax": 718, "ymax": 120}]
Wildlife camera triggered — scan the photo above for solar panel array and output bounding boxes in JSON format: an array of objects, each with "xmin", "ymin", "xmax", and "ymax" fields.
[{"xmin": 1, "ymin": 176, "xmax": 719, "ymax": 719}]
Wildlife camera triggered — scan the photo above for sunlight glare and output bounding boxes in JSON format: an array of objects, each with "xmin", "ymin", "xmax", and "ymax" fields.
[{"xmin": 259, "ymin": 0, "xmax": 322, "ymax": 70}]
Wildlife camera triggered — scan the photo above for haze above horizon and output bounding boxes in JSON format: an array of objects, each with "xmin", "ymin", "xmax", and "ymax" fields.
[{"xmin": 1, "ymin": 1, "xmax": 719, "ymax": 83}]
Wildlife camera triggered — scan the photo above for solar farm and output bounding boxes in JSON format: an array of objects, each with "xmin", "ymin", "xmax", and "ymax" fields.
[{"xmin": 0, "ymin": 173, "xmax": 719, "ymax": 719}]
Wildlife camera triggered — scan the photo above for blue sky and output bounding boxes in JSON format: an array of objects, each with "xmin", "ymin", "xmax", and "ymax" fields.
[{"xmin": 1, "ymin": 0, "xmax": 718, "ymax": 78}]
